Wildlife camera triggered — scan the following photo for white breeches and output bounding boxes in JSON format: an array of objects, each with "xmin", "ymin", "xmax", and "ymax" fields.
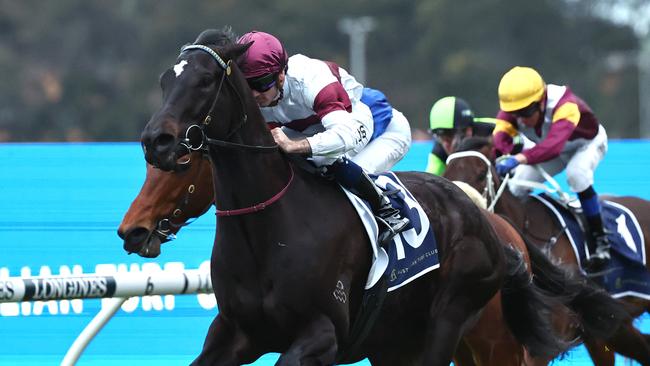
[{"xmin": 352, "ymin": 109, "xmax": 412, "ymax": 173}]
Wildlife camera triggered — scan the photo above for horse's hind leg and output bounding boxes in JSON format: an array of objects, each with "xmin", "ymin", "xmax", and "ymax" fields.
[
  {"xmin": 422, "ymin": 237, "xmax": 501, "ymax": 366},
  {"xmin": 276, "ymin": 314, "xmax": 337, "ymax": 366},
  {"xmin": 191, "ymin": 314, "xmax": 260, "ymax": 366}
]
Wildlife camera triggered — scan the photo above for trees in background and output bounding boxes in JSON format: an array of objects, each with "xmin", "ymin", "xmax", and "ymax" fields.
[{"xmin": 0, "ymin": 0, "xmax": 640, "ymax": 141}]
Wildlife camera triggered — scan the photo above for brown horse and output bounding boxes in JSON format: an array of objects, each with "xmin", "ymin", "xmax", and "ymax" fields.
[
  {"xmin": 444, "ymin": 136, "xmax": 650, "ymax": 365},
  {"xmin": 138, "ymin": 28, "xmax": 569, "ymax": 365}
]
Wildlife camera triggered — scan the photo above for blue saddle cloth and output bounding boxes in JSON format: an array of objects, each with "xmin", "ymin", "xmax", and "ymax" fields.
[
  {"xmin": 534, "ymin": 193, "xmax": 650, "ymax": 299},
  {"xmin": 371, "ymin": 172, "xmax": 440, "ymax": 291}
]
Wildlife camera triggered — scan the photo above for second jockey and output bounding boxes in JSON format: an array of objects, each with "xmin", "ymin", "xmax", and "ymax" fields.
[
  {"xmin": 237, "ymin": 31, "xmax": 411, "ymax": 246},
  {"xmin": 493, "ymin": 66, "xmax": 611, "ymax": 270}
]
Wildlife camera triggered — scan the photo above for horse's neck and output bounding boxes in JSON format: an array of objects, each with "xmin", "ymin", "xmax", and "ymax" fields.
[
  {"xmin": 493, "ymin": 183, "xmax": 527, "ymax": 229},
  {"xmin": 209, "ymin": 88, "xmax": 294, "ymax": 214}
]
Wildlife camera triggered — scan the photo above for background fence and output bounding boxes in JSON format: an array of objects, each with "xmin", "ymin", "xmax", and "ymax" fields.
[{"xmin": 1, "ymin": 140, "xmax": 649, "ymax": 365}]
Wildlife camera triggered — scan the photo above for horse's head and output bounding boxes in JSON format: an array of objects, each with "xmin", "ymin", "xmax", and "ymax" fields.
[
  {"xmin": 117, "ymin": 151, "xmax": 214, "ymax": 257},
  {"xmin": 141, "ymin": 28, "xmax": 257, "ymax": 172},
  {"xmin": 444, "ymin": 136, "xmax": 503, "ymax": 209}
]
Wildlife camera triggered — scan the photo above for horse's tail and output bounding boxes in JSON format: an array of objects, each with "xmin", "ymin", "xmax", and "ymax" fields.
[
  {"xmin": 500, "ymin": 244, "xmax": 568, "ymax": 358},
  {"xmin": 521, "ymin": 228, "xmax": 630, "ymax": 340}
]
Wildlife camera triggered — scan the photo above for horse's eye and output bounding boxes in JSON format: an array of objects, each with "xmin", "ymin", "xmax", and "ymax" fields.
[
  {"xmin": 478, "ymin": 170, "xmax": 488, "ymax": 181},
  {"xmin": 199, "ymin": 76, "xmax": 214, "ymax": 88}
]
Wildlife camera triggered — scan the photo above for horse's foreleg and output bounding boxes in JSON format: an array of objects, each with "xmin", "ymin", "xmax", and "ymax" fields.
[
  {"xmin": 191, "ymin": 314, "xmax": 261, "ymax": 366},
  {"xmin": 275, "ymin": 314, "xmax": 337, "ymax": 366}
]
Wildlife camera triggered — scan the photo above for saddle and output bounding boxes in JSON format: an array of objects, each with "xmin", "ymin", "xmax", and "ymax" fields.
[{"xmin": 532, "ymin": 193, "xmax": 650, "ymax": 299}]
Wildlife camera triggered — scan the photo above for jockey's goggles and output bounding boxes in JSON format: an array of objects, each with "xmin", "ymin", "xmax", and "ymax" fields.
[
  {"xmin": 512, "ymin": 102, "xmax": 540, "ymax": 118},
  {"xmin": 247, "ymin": 73, "xmax": 277, "ymax": 93},
  {"xmin": 430, "ymin": 128, "xmax": 459, "ymax": 139}
]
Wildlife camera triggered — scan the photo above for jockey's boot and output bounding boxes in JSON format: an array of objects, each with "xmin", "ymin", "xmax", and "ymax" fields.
[
  {"xmin": 584, "ymin": 213, "xmax": 611, "ymax": 271},
  {"xmin": 578, "ymin": 186, "xmax": 611, "ymax": 272},
  {"xmin": 327, "ymin": 158, "xmax": 410, "ymax": 246},
  {"xmin": 355, "ymin": 171, "xmax": 410, "ymax": 246}
]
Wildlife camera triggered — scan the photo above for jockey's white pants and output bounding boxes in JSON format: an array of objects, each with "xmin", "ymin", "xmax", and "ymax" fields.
[
  {"xmin": 509, "ymin": 125, "xmax": 608, "ymax": 197},
  {"xmin": 352, "ymin": 109, "xmax": 411, "ymax": 173}
]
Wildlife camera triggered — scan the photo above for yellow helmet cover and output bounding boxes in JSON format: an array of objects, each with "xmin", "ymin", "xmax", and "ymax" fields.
[{"xmin": 498, "ymin": 66, "xmax": 545, "ymax": 112}]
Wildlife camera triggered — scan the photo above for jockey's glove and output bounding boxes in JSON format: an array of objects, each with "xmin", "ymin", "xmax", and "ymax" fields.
[{"xmin": 496, "ymin": 157, "xmax": 519, "ymax": 177}]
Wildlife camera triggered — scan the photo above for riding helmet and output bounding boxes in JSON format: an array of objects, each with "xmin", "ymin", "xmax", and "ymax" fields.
[
  {"xmin": 429, "ymin": 96, "xmax": 475, "ymax": 132},
  {"xmin": 498, "ymin": 66, "xmax": 545, "ymax": 112},
  {"xmin": 237, "ymin": 31, "xmax": 288, "ymax": 79}
]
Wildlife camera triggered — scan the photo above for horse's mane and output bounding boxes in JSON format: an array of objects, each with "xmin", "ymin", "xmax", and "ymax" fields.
[
  {"xmin": 193, "ymin": 27, "xmax": 238, "ymax": 47},
  {"xmin": 456, "ymin": 136, "xmax": 492, "ymax": 152}
]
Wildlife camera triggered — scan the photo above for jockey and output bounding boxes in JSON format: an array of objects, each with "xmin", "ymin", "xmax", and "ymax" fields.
[
  {"xmin": 493, "ymin": 66, "xmax": 610, "ymax": 270},
  {"xmin": 426, "ymin": 96, "xmax": 501, "ymax": 175},
  {"xmin": 237, "ymin": 31, "xmax": 411, "ymax": 245}
]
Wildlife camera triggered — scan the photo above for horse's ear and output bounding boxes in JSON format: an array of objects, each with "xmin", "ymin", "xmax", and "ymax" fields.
[{"xmin": 231, "ymin": 42, "xmax": 253, "ymax": 59}]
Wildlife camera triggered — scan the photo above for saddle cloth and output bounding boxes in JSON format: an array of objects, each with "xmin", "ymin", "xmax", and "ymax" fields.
[
  {"xmin": 533, "ymin": 193, "xmax": 650, "ymax": 300},
  {"xmin": 341, "ymin": 172, "xmax": 440, "ymax": 292}
]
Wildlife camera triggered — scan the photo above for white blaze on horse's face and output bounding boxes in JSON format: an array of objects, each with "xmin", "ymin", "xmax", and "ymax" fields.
[{"xmin": 174, "ymin": 60, "xmax": 188, "ymax": 77}]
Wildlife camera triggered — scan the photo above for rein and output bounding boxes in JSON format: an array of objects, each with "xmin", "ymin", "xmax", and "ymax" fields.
[
  {"xmin": 179, "ymin": 44, "xmax": 292, "ymax": 217},
  {"xmin": 447, "ymin": 150, "xmax": 571, "ymax": 248},
  {"xmin": 216, "ymin": 163, "xmax": 294, "ymax": 217},
  {"xmin": 178, "ymin": 45, "xmax": 278, "ymax": 153}
]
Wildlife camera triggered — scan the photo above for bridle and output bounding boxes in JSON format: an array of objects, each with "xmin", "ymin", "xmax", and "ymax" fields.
[
  {"xmin": 446, "ymin": 151, "xmax": 511, "ymax": 212},
  {"xmin": 170, "ymin": 44, "xmax": 292, "ymax": 217},
  {"xmin": 447, "ymin": 151, "xmax": 571, "ymax": 248},
  {"xmin": 152, "ymin": 150, "xmax": 212, "ymax": 242},
  {"xmin": 177, "ymin": 44, "xmax": 279, "ymax": 154}
]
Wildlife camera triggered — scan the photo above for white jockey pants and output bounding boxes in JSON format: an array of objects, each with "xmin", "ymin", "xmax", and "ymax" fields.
[
  {"xmin": 352, "ymin": 109, "xmax": 412, "ymax": 173},
  {"xmin": 509, "ymin": 125, "xmax": 608, "ymax": 197}
]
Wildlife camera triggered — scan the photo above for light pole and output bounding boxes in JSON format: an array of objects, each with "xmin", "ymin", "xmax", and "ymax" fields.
[
  {"xmin": 640, "ymin": 35, "xmax": 650, "ymax": 138},
  {"xmin": 337, "ymin": 16, "xmax": 376, "ymax": 85}
]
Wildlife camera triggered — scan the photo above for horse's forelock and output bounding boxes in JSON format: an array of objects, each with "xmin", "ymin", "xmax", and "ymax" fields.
[{"xmin": 194, "ymin": 26, "xmax": 238, "ymax": 48}]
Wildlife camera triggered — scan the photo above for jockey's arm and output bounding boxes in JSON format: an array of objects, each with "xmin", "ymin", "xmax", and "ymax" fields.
[
  {"xmin": 307, "ymin": 109, "xmax": 370, "ymax": 157},
  {"xmin": 521, "ymin": 120, "xmax": 575, "ymax": 165},
  {"xmin": 493, "ymin": 113, "xmax": 518, "ymax": 155},
  {"xmin": 270, "ymin": 128, "xmax": 312, "ymax": 155},
  {"xmin": 270, "ymin": 109, "xmax": 368, "ymax": 157}
]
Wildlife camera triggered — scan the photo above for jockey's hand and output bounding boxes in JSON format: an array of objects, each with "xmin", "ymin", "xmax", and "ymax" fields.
[
  {"xmin": 495, "ymin": 156, "xmax": 519, "ymax": 177},
  {"xmin": 270, "ymin": 127, "xmax": 312, "ymax": 155}
]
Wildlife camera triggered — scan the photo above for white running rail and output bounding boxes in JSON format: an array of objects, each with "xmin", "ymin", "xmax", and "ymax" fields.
[{"xmin": 0, "ymin": 268, "xmax": 213, "ymax": 365}]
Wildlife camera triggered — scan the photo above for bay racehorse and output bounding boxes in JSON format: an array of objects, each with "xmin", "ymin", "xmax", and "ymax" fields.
[
  {"xmin": 138, "ymin": 28, "xmax": 567, "ymax": 365},
  {"xmin": 118, "ymin": 144, "xmax": 627, "ymax": 365},
  {"xmin": 444, "ymin": 136, "xmax": 650, "ymax": 365}
]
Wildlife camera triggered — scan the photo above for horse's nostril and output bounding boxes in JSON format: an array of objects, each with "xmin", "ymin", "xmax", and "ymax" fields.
[
  {"xmin": 153, "ymin": 134, "xmax": 176, "ymax": 154},
  {"xmin": 123, "ymin": 227, "xmax": 151, "ymax": 253},
  {"xmin": 117, "ymin": 228, "xmax": 125, "ymax": 240}
]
